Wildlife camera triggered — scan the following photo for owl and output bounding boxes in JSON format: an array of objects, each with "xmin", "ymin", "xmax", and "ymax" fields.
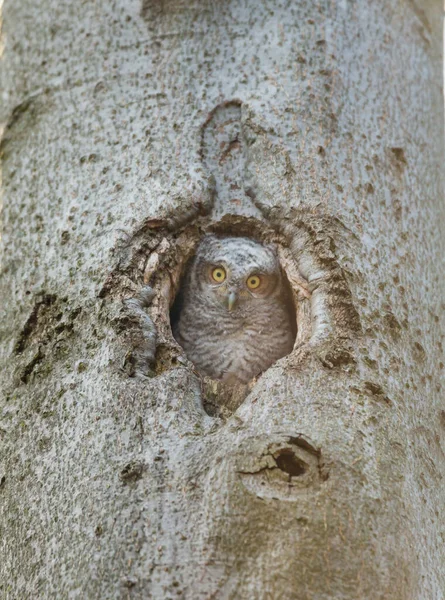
[{"xmin": 172, "ymin": 235, "xmax": 296, "ymax": 384}]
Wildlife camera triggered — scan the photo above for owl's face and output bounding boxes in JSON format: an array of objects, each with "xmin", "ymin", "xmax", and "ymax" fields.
[{"xmin": 192, "ymin": 236, "xmax": 280, "ymax": 313}]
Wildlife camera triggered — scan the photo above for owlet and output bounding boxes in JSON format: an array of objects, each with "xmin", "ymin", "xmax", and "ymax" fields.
[{"xmin": 173, "ymin": 235, "xmax": 295, "ymax": 384}]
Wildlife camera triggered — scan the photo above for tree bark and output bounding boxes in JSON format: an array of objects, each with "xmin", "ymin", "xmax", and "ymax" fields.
[{"xmin": 0, "ymin": 1, "xmax": 444, "ymax": 599}]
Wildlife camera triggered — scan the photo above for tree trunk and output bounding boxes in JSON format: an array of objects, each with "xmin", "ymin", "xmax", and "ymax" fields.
[{"xmin": 1, "ymin": 1, "xmax": 443, "ymax": 598}]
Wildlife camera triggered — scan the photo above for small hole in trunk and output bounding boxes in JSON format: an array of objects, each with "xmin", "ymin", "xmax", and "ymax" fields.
[{"xmin": 274, "ymin": 449, "xmax": 307, "ymax": 477}]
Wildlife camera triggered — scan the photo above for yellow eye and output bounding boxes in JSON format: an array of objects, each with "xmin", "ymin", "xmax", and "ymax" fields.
[
  {"xmin": 212, "ymin": 267, "xmax": 226, "ymax": 283},
  {"xmin": 247, "ymin": 275, "xmax": 261, "ymax": 290}
]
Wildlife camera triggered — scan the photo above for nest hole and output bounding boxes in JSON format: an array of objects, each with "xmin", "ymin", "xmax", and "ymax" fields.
[{"xmin": 274, "ymin": 449, "xmax": 307, "ymax": 477}]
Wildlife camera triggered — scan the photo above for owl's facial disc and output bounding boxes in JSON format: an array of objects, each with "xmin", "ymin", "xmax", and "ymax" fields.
[{"xmin": 202, "ymin": 253, "xmax": 276, "ymax": 312}]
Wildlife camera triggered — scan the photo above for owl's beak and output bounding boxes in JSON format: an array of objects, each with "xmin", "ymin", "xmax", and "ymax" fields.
[{"xmin": 227, "ymin": 291, "xmax": 237, "ymax": 311}]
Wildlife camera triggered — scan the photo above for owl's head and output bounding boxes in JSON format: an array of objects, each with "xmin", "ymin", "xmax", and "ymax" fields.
[{"xmin": 191, "ymin": 235, "xmax": 281, "ymax": 312}]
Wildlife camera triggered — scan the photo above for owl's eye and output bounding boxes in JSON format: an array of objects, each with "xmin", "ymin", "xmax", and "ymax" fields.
[
  {"xmin": 212, "ymin": 267, "xmax": 226, "ymax": 283},
  {"xmin": 247, "ymin": 275, "xmax": 261, "ymax": 290}
]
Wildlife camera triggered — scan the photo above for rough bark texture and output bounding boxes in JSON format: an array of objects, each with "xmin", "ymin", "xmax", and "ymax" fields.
[{"xmin": 0, "ymin": 1, "xmax": 444, "ymax": 599}]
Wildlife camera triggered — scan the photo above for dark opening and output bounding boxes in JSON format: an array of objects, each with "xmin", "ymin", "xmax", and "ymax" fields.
[
  {"xmin": 274, "ymin": 449, "xmax": 307, "ymax": 477},
  {"xmin": 169, "ymin": 256, "xmax": 193, "ymax": 338}
]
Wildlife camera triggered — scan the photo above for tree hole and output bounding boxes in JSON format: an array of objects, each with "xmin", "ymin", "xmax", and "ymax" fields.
[{"xmin": 274, "ymin": 449, "xmax": 307, "ymax": 477}]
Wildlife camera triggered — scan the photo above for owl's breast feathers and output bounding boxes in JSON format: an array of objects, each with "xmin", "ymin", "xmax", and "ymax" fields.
[{"xmin": 175, "ymin": 294, "xmax": 294, "ymax": 383}]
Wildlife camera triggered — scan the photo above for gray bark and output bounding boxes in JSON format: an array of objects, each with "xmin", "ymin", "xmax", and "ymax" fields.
[{"xmin": 0, "ymin": 1, "xmax": 444, "ymax": 599}]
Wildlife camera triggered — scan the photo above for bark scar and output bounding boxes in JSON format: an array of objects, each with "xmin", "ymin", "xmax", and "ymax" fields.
[{"xmin": 14, "ymin": 294, "xmax": 57, "ymax": 354}]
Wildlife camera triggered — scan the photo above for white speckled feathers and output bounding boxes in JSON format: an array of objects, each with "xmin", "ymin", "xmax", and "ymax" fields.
[{"xmin": 173, "ymin": 236, "xmax": 295, "ymax": 383}]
